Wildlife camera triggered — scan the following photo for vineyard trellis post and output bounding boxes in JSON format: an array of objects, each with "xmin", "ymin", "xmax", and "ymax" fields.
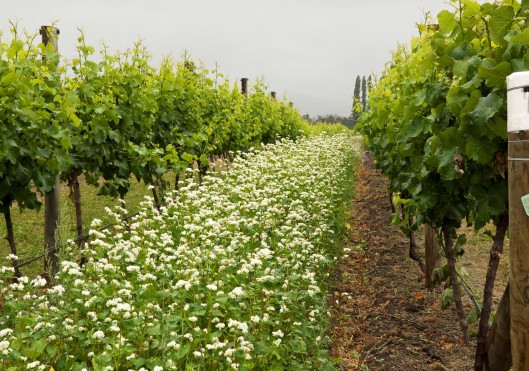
[
  {"xmin": 241, "ymin": 77, "xmax": 248, "ymax": 97},
  {"xmin": 507, "ymin": 72, "xmax": 529, "ymax": 370},
  {"xmin": 40, "ymin": 25, "xmax": 61, "ymax": 278}
]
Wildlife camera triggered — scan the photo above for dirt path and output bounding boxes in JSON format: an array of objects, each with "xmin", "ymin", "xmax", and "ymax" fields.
[{"xmin": 328, "ymin": 153, "xmax": 474, "ymax": 370}]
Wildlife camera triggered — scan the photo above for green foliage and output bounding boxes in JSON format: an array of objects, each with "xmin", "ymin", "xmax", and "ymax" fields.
[
  {"xmin": 0, "ymin": 24, "xmax": 72, "ymax": 213},
  {"xmin": 357, "ymin": 0, "xmax": 522, "ymax": 233},
  {"xmin": 0, "ymin": 25, "xmax": 308, "ymax": 212}
]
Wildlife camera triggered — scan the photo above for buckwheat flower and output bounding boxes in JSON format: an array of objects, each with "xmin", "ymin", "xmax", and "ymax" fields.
[
  {"xmin": 0, "ymin": 340, "xmax": 10, "ymax": 351},
  {"xmin": 215, "ymin": 322, "xmax": 226, "ymax": 330},
  {"xmin": 91, "ymin": 218, "xmax": 102, "ymax": 227},
  {"xmin": 272, "ymin": 329, "xmax": 284, "ymax": 338},
  {"xmin": 93, "ymin": 330, "xmax": 105, "ymax": 340},
  {"xmin": 0, "ymin": 328, "xmax": 13, "ymax": 338},
  {"xmin": 228, "ymin": 287, "xmax": 244, "ymax": 299},
  {"xmin": 126, "ymin": 265, "xmax": 140, "ymax": 273},
  {"xmin": 206, "ymin": 283, "xmax": 217, "ymax": 291},
  {"xmin": 30, "ymin": 276, "xmax": 47, "ymax": 288},
  {"xmin": 6, "ymin": 254, "xmax": 18, "ymax": 261},
  {"xmin": 27, "ymin": 361, "xmax": 41, "ymax": 369},
  {"xmin": 238, "ymin": 322, "xmax": 249, "ymax": 334},
  {"xmin": 49, "ymin": 285, "xmax": 66, "ymax": 296},
  {"xmin": 273, "ymin": 338, "xmax": 282, "ymax": 347}
]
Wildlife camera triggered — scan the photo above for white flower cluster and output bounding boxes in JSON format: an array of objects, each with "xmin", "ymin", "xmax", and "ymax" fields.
[{"xmin": 0, "ymin": 134, "xmax": 361, "ymax": 370}]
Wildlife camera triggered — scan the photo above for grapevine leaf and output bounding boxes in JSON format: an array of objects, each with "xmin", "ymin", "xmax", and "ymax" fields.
[
  {"xmin": 446, "ymin": 86, "xmax": 467, "ymax": 115},
  {"xmin": 438, "ymin": 10, "xmax": 458, "ymax": 35},
  {"xmin": 466, "ymin": 136, "xmax": 494, "ymax": 164},
  {"xmin": 478, "ymin": 60, "xmax": 511, "ymax": 88},
  {"xmin": 18, "ymin": 107, "xmax": 39, "ymax": 121},
  {"xmin": 453, "ymin": 60, "xmax": 469, "ymax": 78},
  {"xmin": 486, "ymin": 115, "xmax": 507, "ymax": 140},
  {"xmin": 406, "ymin": 118, "xmax": 424, "ymax": 138},
  {"xmin": 489, "ymin": 6, "xmax": 514, "ymax": 45},
  {"xmin": 468, "ymin": 93, "xmax": 503, "ymax": 129},
  {"xmin": 511, "ymin": 28, "xmax": 529, "ymax": 45}
]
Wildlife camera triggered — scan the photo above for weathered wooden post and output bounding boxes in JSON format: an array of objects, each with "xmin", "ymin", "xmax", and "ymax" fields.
[
  {"xmin": 40, "ymin": 25, "xmax": 60, "ymax": 278},
  {"xmin": 241, "ymin": 78, "xmax": 248, "ymax": 97},
  {"xmin": 507, "ymin": 72, "xmax": 529, "ymax": 370},
  {"xmin": 424, "ymin": 225, "xmax": 441, "ymax": 289}
]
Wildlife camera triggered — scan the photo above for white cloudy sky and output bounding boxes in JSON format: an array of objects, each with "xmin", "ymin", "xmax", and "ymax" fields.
[{"xmin": 3, "ymin": 0, "xmax": 453, "ymax": 117}]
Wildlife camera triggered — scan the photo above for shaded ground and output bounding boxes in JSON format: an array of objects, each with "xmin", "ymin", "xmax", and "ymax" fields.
[{"xmin": 328, "ymin": 153, "xmax": 475, "ymax": 370}]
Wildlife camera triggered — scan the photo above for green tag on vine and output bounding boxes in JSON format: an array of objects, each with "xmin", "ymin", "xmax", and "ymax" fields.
[{"xmin": 522, "ymin": 194, "xmax": 529, "ymax": 217}]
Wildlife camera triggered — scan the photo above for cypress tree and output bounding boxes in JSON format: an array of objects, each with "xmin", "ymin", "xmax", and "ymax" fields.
[
  {"xmin": 351, "ymin": 75, "xmax": 361, "ymax": 124},
  {"xmin": 361, "ymin": 75, "xmax": 367, "ymax": 111}
]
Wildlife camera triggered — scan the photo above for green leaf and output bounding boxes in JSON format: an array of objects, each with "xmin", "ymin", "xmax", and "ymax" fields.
[
  {"xmin": 453, "ymin": 60, "xmax": 469, "ymax": 78},
  {"xmin": 468, "ymin": 93, "xmax": 504, "ymax": 129},
  {"xmin": 466, "ymin": 136, "xmax": 495, "ymax": 164},
  {"xmin": 441, "ymin": 287, "xmax": 454, "ymax": 309},
  {"xmin": 438, "ymin": 10, "xmax": 458, "ymax": 35},
  {"xmin": 489, "ymin": 6, "xmax": 514, "ymax": 45},
  {"xmin": 146, "ymin": 323, "xmax": 161, "ymax": 336},
  {"xmin": 511, "ymin": 28, "xmax": 529, "ymax": 45},
  {"xmin": 467, "ymin": 306, "xmax": 479, "ymax": 325},
  {"xmin": 70, "ymin": 112, "xmax": 81, "ymax": 127},
  {"xmin": 174, "ymin": 345, "xmax": 190, "ymax": 360},
  {"xmin": 478, "ymin": 60, "xmax": 511, "ymax": 88},
  {"xmin": 288, "ymin": 339, "xmax": 307, "ymax": 354},
  {"xmin": 18, "ymin": 107, "xmax": 39, "ymax": 121},
  {"xmin": 447, "ymin": 86, "xmax": 467, "ymax": 115}
]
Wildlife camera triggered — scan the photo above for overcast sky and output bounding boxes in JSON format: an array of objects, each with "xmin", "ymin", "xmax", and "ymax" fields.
[{"xmin": 4, "ymin": 0, "xmax": 453, "ymax": 117}]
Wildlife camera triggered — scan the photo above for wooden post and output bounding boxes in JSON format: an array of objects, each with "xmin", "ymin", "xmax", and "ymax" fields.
[
  {"xmin": 424, "ymin": 225, "xmax": 441, "ymax": 288},
  {"xmin": 271, "ymin": 91, "xmax": 277, "ymax": 100},
  {"xmin": 507, "ymin": 72, "xmax": 529, "ymax": 370},
  {"xmin": 241, "ymin": 78, "xmax": 248, "ymax": 97},
  {"xmin": 41, "ymin": 25, "xmax": 60, "ymax": 278}
]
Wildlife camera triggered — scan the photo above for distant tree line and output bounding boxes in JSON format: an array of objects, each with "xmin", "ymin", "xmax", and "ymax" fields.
[{"xmin": 302, "ymin": 114, "xmax": 355, "ymax": 129}]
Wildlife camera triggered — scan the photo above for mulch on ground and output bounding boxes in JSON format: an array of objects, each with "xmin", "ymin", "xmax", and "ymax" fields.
[{"xmin": 328, "ymin": 153, "xmax": 474, "ymax": 370}]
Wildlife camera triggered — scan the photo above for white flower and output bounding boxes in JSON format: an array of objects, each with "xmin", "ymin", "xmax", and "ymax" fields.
[
  {"xmin": 0, "ymin": 328, "xmax": 13, "ymax": 338},
  {"xmin": 27, "ymin": 361, "xmax": 40, "ymax": 369},
  {"xmin": 228, "ymin": 287, "xmax": 244, "ymax": 299},
  {"xmin": 93, "ymin": 330, "xmax": 105, "ymax": 340}
]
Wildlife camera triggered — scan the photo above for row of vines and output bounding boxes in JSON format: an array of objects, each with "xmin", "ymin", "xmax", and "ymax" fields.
[
  {"xmin": 358, "ymin": 0, "xmax": 529, "ymax": 369},
  {"xmin": 0, "ymin": 25, "xmax": 310, "ymax": 277}
]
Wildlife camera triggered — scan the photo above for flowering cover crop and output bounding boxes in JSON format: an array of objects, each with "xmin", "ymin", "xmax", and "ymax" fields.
[{"xmin": 0, "ymin": 134, "xmax": 360, "ymax": 370}]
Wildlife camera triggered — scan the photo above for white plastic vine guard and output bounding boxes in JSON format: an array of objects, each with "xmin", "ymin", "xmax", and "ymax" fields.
[{"xmin": 507, "ymin": 72, "xmax": 529, "ymax": 132}]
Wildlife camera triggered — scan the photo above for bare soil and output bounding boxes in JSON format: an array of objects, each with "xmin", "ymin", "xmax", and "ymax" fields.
[{"xmin": 327, "ymin": 153, "xmax": 488, "ymax": 370}]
